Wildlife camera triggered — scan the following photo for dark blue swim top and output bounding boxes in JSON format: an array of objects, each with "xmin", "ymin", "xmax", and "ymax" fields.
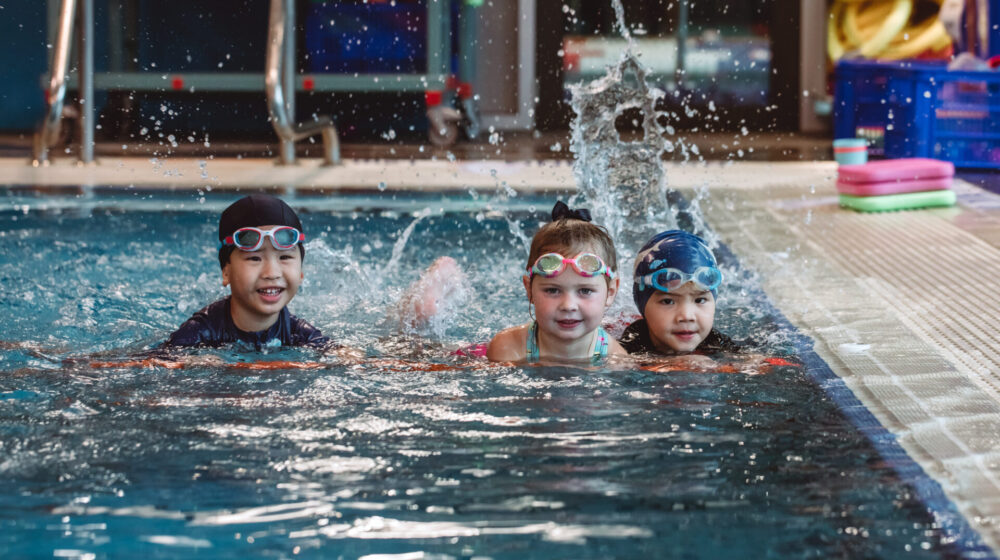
[{"xmin": 164, "ymin": 296, "xmax": 330, "ymax": 351}]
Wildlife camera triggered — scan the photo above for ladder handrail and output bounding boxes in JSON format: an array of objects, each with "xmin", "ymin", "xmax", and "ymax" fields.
[
  {"xmin": 33, "ymin": 0, "xmax": 77, "ymax": 165},
  {"xmin": 265, "ymin": 0, "xmax": 340, "ymax": 165}
]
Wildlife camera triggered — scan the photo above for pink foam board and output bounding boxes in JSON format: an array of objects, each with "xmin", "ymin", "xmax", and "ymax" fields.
[
  {"xmin": 836, "ymin": 176, "xmax": 953, "ymax": 196},
  {"xmin": 837, "ymin": 158, "xmax": 954, "ymax": 184}
]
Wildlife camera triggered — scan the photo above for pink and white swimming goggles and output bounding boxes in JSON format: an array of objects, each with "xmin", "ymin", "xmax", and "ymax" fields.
[{"xmin": 527, "ymin": 252, "xmax": 615, "ymax": 280}]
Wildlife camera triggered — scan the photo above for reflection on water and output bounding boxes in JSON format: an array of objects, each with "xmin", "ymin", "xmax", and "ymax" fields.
[
  {"xmin": 0, "ymin": 356, "xmax": 974, "ymax": 558},
  {"xmin": 0, "ymin": 205, "xmax": 983, "ymax": 558}
]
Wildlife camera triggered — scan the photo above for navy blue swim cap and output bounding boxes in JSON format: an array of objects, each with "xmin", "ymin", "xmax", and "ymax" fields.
[
  {"xmin": 218, "ymin": 194, "xmax": 304, "ymax": 268},
  {"xmin": 632, "ymin": 230, "xmax": 719, "ymax": 316}
]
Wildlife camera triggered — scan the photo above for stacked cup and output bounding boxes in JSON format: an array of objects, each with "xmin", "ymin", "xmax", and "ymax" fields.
[{"xmin": 833, "ymin": 138, "xmax": 868, "ymax": 166}]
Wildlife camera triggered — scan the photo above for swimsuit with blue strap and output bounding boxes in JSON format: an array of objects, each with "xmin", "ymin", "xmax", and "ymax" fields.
[{"xmin": 525, "ymin": 321, "xmax": 610, "ymax": 362}]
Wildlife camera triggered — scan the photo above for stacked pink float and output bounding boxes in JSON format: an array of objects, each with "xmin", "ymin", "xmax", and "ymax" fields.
[{"xmin": 836, "ymin": 158, "xmax": 956, "ymax": 212}]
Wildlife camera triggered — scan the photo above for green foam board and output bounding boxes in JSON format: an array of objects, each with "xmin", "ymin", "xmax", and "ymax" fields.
[{"xmin": 839, "ymin": 190, "xmax": 956, "ymax": 213}]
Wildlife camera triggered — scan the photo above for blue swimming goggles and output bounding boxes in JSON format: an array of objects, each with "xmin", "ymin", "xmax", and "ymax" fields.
[
  {"xmin": 635, "ymin": 266, "xmax": 722, "ymax": 292},
  {"xmin": 527, "ymin": 252, "xmax": 616, "ymax": 280},
  {"xmin": 220, "ymin": 226, "xmax": 305, "ymax": 251}
]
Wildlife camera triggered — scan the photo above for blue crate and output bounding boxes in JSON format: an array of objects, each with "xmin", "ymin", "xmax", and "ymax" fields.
[{"xmin": 834, "ymin": 59, "xmax": 1000, "ymax": 169}]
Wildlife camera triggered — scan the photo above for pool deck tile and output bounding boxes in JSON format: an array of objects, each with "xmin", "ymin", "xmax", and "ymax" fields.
[
  {"xmin": 699, "ymin": 166, "xmax": 1000, "ymax": 553},
  {"xmin": 0, "ymin": 156, "xmax": 835, "ymax": 194},
  {"xmin": 3, "ymin": 156, "xmax": 575, "ymax": 193}
]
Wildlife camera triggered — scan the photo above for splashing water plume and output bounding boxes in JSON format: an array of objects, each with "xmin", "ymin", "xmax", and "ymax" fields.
[
  {"xmin": 568, "ymin": 0, "xmax": 715, "ymax": 269},
  {"xmin": 611, "ymin": 0, "xmax": 634, "ymax": 46},
  {"xmin": 569, "ymin": 54, "xmax": 670, "ymax": 253}
]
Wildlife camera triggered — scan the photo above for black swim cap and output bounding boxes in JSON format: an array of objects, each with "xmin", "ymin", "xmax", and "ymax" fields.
[{"xmin": 218, "ymin": 194, "xmax": 305, "ymax": 268}]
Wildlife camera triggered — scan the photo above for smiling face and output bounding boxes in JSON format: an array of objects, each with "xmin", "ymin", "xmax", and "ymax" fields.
[
  {"xmin": 221, "ymin": 225, "xmax": 303, "ymax": 333},
  {"xmin": 523, "ymin": 252, "xmax": 618, "ymax": 357},
  {"xmin": 642, "ymin": 282, "xmax": 716, "ymax": 354}
]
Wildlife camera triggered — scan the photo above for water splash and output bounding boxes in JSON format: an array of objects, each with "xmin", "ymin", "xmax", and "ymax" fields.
[
  {"xmin": 567, "ymin": 0, "xmax": 715, "ymax": 267},
  {"xmin": 568, "ymin": 53, "xmax": 672, "ymax": 256},
  {"xmin": 611, "ymin": 0, "xmax": 634, "ymax": 46},
  {"xmin": 381, "ymin": 209, "xmax": 431, "ymax": 278},
  {"xmin": 482, "ymin": 170, "xmax": 533, "ymax": 256}
]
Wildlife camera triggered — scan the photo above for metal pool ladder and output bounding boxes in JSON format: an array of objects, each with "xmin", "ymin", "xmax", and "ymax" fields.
[
  {"xmin": 266, "ymin": 0, "xmax": 339, "ymax": 165},
  {"xmin": 33, "ymin": 0, "xmax": 86, "ymax": 166},
  {"xmin": 33, "ymin": 0, "xmax": 340, "ymax": 166}
]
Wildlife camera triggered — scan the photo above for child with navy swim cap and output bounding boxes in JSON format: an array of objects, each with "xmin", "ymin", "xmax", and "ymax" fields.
[
  {"xmin": 620, "ymin": 230, "xmax": 741, "ymax": 355},
  {"xmin": 165, "ymin": 194, "xmax": 329, "ymax": 350}
]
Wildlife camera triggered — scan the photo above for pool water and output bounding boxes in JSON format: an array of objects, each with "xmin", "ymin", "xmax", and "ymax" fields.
[{"xmin": 0, "ymin": 197, "xmax": 990, "ymax": 558}]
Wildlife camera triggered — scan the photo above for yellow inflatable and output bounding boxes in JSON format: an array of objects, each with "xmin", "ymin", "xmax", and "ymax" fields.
[{"xmin": 828, "ymin": 0, "xmax": 953, "ymax": 61}]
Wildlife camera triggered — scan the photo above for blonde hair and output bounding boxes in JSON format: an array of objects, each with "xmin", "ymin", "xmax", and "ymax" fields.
[{"xmin": 527, "ymin": 218, "xmax": 617, "ymax": 280}]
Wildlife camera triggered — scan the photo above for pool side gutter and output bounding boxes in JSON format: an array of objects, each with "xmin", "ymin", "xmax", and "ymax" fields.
[
  {"xmin": 1, "ymin": 157, "xmax": 575, "ymax": 195},
  {"xmin": 699, "ymin": 161, "xmax": 1000, "ymax": 555}
]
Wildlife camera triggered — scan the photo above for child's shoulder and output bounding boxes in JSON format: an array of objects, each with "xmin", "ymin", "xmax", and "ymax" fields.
[
  {"xmin": 486, "ymin": 323, "xmax": 530, "ymax": 362},
  {"xmin": 164, "ymin": 297, "xmax": 231, "ymax": 347},
  {"xmin": 284, "ymin": 312, "xmax": 331, "ymax": 348},
  {"xmin": 185, "ymin": 297, "xmax": 229, "ymax": 321},
  {"xmin": 699, "ymin": 329, "xmax": 747, "ymax": 354},
  {"xmin": 618, "ymin": 318, "xmax": 654, "ymax": 354},
  {"xmin": 606, "ymin": 336, "xmax": 628, "ymax": 357}
]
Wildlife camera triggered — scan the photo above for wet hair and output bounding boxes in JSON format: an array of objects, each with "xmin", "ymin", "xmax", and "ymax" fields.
[
  {"xmin": 218, "ymin": 194, "xmax": 305, "ymax": 269},
  {"xmin": 527, "ymin": 202, "xmax": 617, "ymax": 282}
]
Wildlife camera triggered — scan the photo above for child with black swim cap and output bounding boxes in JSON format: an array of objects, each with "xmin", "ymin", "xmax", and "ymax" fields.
[{"xmin": 165, "ymin": 194, "xmax": 329, "ymax": 350}]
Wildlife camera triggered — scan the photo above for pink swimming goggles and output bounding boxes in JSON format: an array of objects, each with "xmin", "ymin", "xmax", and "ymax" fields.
[{"xmin": 527, "ymin": 252, "xmax": 615, "ymax": 280}]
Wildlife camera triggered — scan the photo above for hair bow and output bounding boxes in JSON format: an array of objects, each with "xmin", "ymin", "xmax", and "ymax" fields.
[{"xmin": 551, "ymin": 200, "xmax": 592, "ymax": 222}]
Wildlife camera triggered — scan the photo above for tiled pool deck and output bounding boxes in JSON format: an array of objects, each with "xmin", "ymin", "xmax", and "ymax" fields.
[{"xmin": 5, "ymin": 155, "xmax": 1000, "ymax": 551}]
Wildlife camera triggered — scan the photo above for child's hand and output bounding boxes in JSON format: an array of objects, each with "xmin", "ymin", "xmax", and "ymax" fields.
[
  {"xmin": 641, "ymin": 354, "xmax": 722, "ymax": 373},
  {"xmin": 328, "ymin": 345, "xmax": 366, "ymax": 361},
  {"xmin": 360, "ymin": 358, "xmax": 466, "ymax": 372},
  {"xmin": 89, "ymin": 357, "xmax": 186, "ymax": 369},
  {"xmin": 186, "ymin": 354, "xmax": 226, "ymax": 368}
]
